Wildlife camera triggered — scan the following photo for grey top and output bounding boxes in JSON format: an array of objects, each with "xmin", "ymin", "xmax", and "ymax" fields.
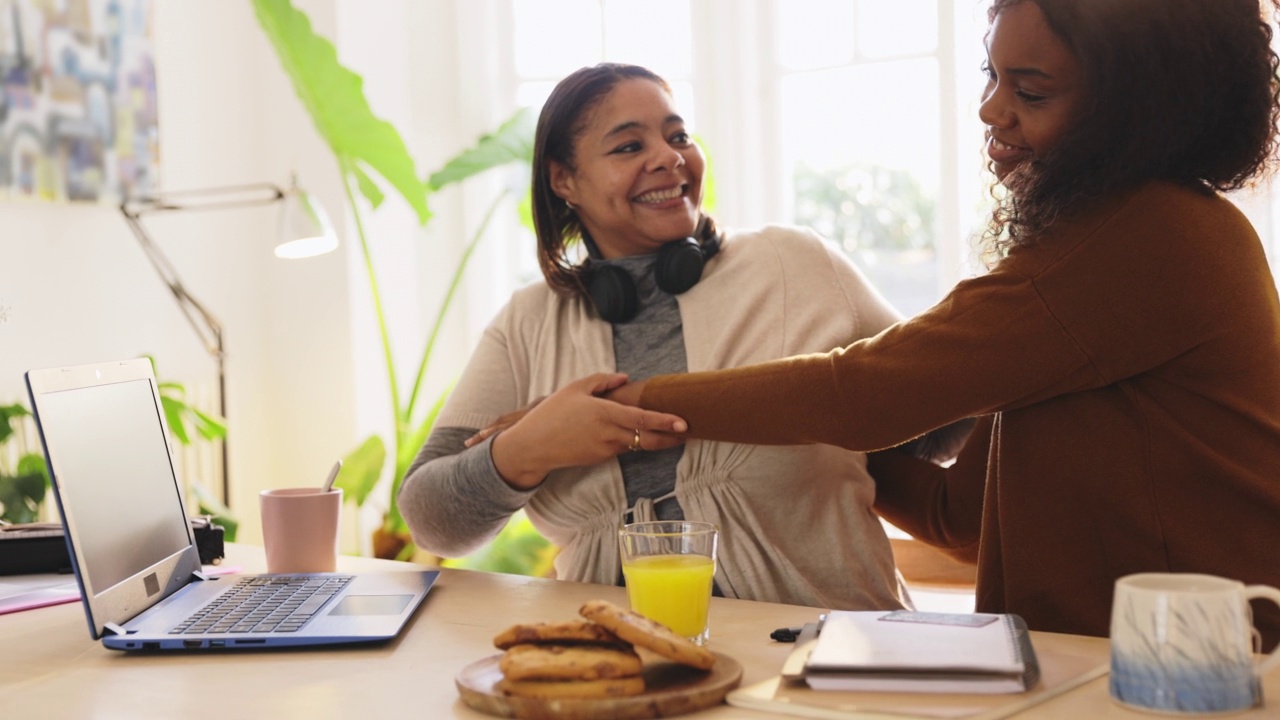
[{"xmin": 609, "ymin": 253, "xmax": 687, "ymax": 521}]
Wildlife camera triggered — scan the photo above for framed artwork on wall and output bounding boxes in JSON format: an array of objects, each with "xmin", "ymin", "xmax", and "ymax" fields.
[{"xmin": 0, "ymin": 0, "xmax": 158, "ymax": 203}]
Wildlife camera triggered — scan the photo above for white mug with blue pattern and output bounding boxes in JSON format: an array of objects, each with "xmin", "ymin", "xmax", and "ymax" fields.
[{"xmin": 1110, "ymin": 573, "xmax": 1280, "ymax": 714}]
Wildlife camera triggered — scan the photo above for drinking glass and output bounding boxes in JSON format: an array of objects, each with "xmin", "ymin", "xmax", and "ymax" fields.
[{"xmin": 619, "ymin": 520, "xmax": 719, "ymax": 646}]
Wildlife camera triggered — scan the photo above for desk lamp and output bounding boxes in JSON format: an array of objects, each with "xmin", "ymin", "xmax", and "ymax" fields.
[{"xmin": 119, "ymin": 178, "xmax": 337, "ymax": 507}]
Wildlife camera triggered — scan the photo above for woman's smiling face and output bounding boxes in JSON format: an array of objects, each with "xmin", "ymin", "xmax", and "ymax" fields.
[
  {"xmin": 549, "ymin": 78, "xmax": 704, "ymax": 259},
  {"xmin": 979, "ymin": 1, "xmax": 1085, "ymax": 181}
]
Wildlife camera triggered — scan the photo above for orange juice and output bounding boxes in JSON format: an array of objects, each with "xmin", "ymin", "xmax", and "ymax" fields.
[{"xmin": 621, "ymin": 554, "xmax": 716, "ymax": 640}]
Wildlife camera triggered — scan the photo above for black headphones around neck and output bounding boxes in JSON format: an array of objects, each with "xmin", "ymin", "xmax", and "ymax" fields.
[{"xmin": 582, "ymin": 236, "xmax": 721, "ymax": 324}]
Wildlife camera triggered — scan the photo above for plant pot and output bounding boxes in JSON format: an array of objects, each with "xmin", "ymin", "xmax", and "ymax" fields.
[{"xmin": 372, "ymin": 525, "xmax": 413, "ymax": 560}]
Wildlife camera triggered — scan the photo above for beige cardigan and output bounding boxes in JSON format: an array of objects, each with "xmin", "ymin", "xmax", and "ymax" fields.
[{"xmin": 435, "ymin": 224, "xmax": 908, "ymax": 610}]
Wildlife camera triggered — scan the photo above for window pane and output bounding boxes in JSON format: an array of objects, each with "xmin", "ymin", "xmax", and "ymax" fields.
[
  {"xmin": 516, "ymin": 81, "xmax": 557, "ymax": 111},
  {"xmin": 515, "ymin": 81, "xmax": 695, "ymax": 131},
  {"xmin": 603, "ymin": 0, "xmax": 692, "ymax": 78},
  {"xmin": 782, "ymin": 60, "xmax": 942, "ymax": 316},
  {"xmin": 512, "ymin": 0, "xmax": 602, "ymax": 77},
  {"xmin": 777, "ymin": 0, "xmax": 856, "ymax": 71},
  {"xmin": 857, "ymin": 0, "xmax": 937, "ymax": 59},
  {"xmin": 669, "ymin": 81, "xmax": 697, "ymax": 133}
]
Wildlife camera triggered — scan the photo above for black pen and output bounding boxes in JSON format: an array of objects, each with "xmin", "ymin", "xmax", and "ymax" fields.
[
  {"xmin": 771, "ymin": 613, "xmax": 827, "ymax": 642},
  {"xmin": 770, "ymin": 626, "xmax": 804, "ymax": 642}
]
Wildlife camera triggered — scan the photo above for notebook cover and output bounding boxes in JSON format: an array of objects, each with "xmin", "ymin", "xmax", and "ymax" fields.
[
  {"xmin": 729, "ymin": 628, "xmax": 1107, "ymax": 720},
  {"xmin": 803, "ymin": 612, "xmax": 1039, "ymax": 694}
]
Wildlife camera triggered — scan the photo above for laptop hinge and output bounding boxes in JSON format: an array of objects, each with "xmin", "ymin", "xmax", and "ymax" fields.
[
  {"xmin": 103, "ymin": 622, "xmax": 130, "ymax": 637},
  {"xmin": 191, "ymin": 570, "xmax": 209, "ymax": 582}
]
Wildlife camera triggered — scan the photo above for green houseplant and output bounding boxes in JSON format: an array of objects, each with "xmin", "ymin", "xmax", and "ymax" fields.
[
  {"xmin": 150, "ymin": 358, "xmax": 238, "ymax": 541},
  {"xmin": 253, "ymin": 0, "xmax": 550, "ymax": 567},
  {"xmin": 0, "ymin": 359, "xmax": 234, "ymax": 535},
  {"xmin": 0, "ymin": 403, "xmax": 49, "ymax": 524}
]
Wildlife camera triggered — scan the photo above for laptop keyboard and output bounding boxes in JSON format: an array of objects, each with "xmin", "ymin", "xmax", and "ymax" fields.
[{"xmin": 169, "ymin": 576, "xmax": 353, "ymax": 635}]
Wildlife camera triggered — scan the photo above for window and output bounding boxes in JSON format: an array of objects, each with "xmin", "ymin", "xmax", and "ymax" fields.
[
  {"xmin": 496, "ymin": 0, "xmax": 698, "ymax": 289},
  {"xmin": 464, "ymin": 0, "xmax": 1280, "ymax": 340},
  {"xmin": 484, "ymin": 0, "xmax": 989, "ymax": 320},
  {"xmin": 778, "ymin": 0, "xmax": 948, "ymax": 316}
]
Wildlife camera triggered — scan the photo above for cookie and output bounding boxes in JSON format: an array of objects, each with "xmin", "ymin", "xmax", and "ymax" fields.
[
  {"xmin": 493, "ymin": 620, "xmax": 628, "ymax": 650},
  {"xmin": 578, "ymin": 599, "xmax": 716, "ymax": 671},
  {"xmin": 497, "ymin": 675, "xmax": 646, "ymax": 699},
  {"xmin": 498, "ymin": 643, "xmax": 643, "ymax": 681}
]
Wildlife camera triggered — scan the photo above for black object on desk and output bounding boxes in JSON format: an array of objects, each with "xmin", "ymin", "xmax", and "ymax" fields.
[
  {"xmin": 771, "ymin": 626, "xmax": 804, "ymax": 642},
  {"xmin": 0, "ymin": 517, "xmax": 225, "ymax": 575},
  {"xmin": 0, "ymin": 522, "xmax": 71, "ymax": 575}
]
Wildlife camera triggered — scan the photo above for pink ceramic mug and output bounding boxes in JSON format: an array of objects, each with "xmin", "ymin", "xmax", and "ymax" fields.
[{"xmin": 259, "ymin": 488, "xmax": 342, "ymax": 573}]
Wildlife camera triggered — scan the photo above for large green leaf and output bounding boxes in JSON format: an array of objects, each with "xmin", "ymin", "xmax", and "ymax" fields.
[
  {"xmin": 0, "ymin": 403, "xmax": 30, "ymax": 445},
  {"xmin": 0, "ymin": 473, "xmax": 45, "ymax": 524},
  {"xmin": 189, "ymin": 482, "xmax": 240, "ymax": 543},
  {"xmin": 158, "ymin": 389, "xmax": 227, "ymax": 446},
  {"xmin": 16, "ymin": 453, "xmax": 48, "ymax": 486},
  {"xmin": 189, "ymin": 407, "xmax": 228, "ymax": 441},
  {"xmin": 695, "ymin": 134, "xmax": 717, "ymax": 214},
  {"xmin": 517, "ymin": 192, "xmax": 535, "ymax": 234},
  {"xmin": 427, "ymin": 107, "xmax": 536, "ymax": 191},
  {"xmin": 160, "ymin": 395, "xmax": 190, "ymax": 445},
  {"xmin": 335, "ymin": 435, "xmax": 386, "ymax": 507},
  {"xmin": 252, "ymin": 0, "xmax": 430, "ymax": 224}
]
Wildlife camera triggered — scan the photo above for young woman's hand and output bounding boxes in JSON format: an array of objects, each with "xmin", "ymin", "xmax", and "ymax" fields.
[
  {"xmin": 602, "ymin": 378, "xmax": 646, "ymax": 408},
  {"xmin": 488, "ymin": 374, "xmax": 686, "ymax": 490},
  {"xmin": 464, "ymin": 397, "xmax": 546, "ymax": 448}
]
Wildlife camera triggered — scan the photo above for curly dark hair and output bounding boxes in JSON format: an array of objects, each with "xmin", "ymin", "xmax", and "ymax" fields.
[
  {"xmin": 980, "ymin": 0, "xmax": 1280, "ymax": 265},
  {"xmin": 531, "ymin": 63, "xmax": 718, "ymax": 297}
]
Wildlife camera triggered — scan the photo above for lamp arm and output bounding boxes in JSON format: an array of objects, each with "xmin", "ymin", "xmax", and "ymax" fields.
[
  {"xmin": 120, "ymin": 211, "xmax": 225, "ymax": 360},
  {"xmin": 117, "ymin": 182, "xmax": 291, "ymax": 356},
  {"xmin": 116, "ymin": 178, "xmax": 326, "ymax": 511},
  {"xmin": 120, "ymin": 182, "xmax": 285, "ymax": 218}
]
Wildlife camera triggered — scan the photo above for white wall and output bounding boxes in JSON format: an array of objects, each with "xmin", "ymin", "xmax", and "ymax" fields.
[
  {"xmin": 0, "ymin": 0, "xmax": 507, "ymax": 551},
  {"xmin": 0, "ymin": 0, "xmax": 360, "ymax": 547}
]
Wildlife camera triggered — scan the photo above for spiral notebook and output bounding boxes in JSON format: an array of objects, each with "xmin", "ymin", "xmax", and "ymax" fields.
[
  {"xmin": 727, "ymin": 615, "xmax": 1111, "ymax": 720},
  {"xmin": 803, "ymin": 611, "xmax": 1040, "ymax": 694}
]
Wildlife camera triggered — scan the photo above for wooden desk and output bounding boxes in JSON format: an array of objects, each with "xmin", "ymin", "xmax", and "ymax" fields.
[
  {"xmin": 3, "ymin": 543, "xmax": 818, "ymax": 718},
  {"xmin": 4, "ymin": 544, "xmax": 1277, "ymax": 719}
]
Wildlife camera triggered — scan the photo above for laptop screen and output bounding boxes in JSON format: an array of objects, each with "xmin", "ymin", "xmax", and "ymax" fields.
[{"xmin": 35, "ymin": 377, "xmax": 191, "ymax": 595}]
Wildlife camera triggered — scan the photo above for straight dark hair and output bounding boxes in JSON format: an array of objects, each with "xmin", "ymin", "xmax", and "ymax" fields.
[{"xmin": 531, "ymin": 63, "xmax": 717, "ymax": 296}]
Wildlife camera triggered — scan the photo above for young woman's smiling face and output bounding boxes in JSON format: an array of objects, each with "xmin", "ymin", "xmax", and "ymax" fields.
[
  {"xmin": 979, "ymin": 1, "xmax": 1085, "ymax": 181},
  {"xmin": 549, "ymin": 78, "xmax": 704, "ymax": 259}
]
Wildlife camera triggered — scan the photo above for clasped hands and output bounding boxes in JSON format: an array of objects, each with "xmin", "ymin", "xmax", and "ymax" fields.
[{"xmin": 469, "ymin": 374, "xmax": 686, "ymax": 490}]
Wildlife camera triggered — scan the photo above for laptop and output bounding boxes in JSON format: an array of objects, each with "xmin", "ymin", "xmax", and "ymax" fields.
[{"xmin": 24, "ymin": 357, "xmax": 438, "ymax": 651}]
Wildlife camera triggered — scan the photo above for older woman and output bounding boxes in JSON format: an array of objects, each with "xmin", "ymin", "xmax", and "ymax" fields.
[{"xmin": 398, "ymin": 63, "xmax": 961, "ymax": 610}]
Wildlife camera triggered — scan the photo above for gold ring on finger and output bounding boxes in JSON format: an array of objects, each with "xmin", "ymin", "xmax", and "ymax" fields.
[{"xmin": 629, "ymin": 428, "xmax": 643, "ymax": 452}]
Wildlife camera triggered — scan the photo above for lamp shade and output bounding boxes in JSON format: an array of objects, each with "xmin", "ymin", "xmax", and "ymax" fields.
[{"xmin": 275, "ymin": 187, "xmax": 338, "ymax": 259}]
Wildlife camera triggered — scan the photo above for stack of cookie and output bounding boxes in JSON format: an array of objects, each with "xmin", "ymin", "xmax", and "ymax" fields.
[{"xmin": 492, "ymin": 599, "xmax": 716, "ymax": 700}]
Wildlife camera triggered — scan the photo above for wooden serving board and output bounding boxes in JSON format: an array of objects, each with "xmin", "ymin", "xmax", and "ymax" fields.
[{"xmin": 456, "ymin": 650, "xmax": 743, "ymax": 720}]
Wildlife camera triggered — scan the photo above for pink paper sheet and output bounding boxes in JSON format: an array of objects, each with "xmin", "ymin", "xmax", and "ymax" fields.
[{"xmin": 0, "ymin": 565, "xmax": 243, "ymax": 615}]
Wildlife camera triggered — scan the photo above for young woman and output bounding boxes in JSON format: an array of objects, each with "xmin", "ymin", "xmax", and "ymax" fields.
[
  {"xmin": 614, "ymin": 0, "xmax": 1280, "ymax": 649},
  {"xmin": 397, "ymin": 64, "xmax": 956, "ymax": 610}
]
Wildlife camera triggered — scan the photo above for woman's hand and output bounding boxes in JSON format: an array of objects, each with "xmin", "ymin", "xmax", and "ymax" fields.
[{"xmin": 489, "ymin": 374, "xmax": 687, "ymax": 490}]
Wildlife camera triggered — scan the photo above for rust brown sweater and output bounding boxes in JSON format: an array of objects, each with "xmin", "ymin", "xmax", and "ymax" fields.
[{"xmin": 640, "ymin": 182, "xmax": 1280, "ymax": 649}]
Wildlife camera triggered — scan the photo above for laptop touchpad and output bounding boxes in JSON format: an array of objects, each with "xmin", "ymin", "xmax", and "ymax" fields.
[{"xmin": 329, "ymin": 595, "xmax": 414, "ymax": 616}]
